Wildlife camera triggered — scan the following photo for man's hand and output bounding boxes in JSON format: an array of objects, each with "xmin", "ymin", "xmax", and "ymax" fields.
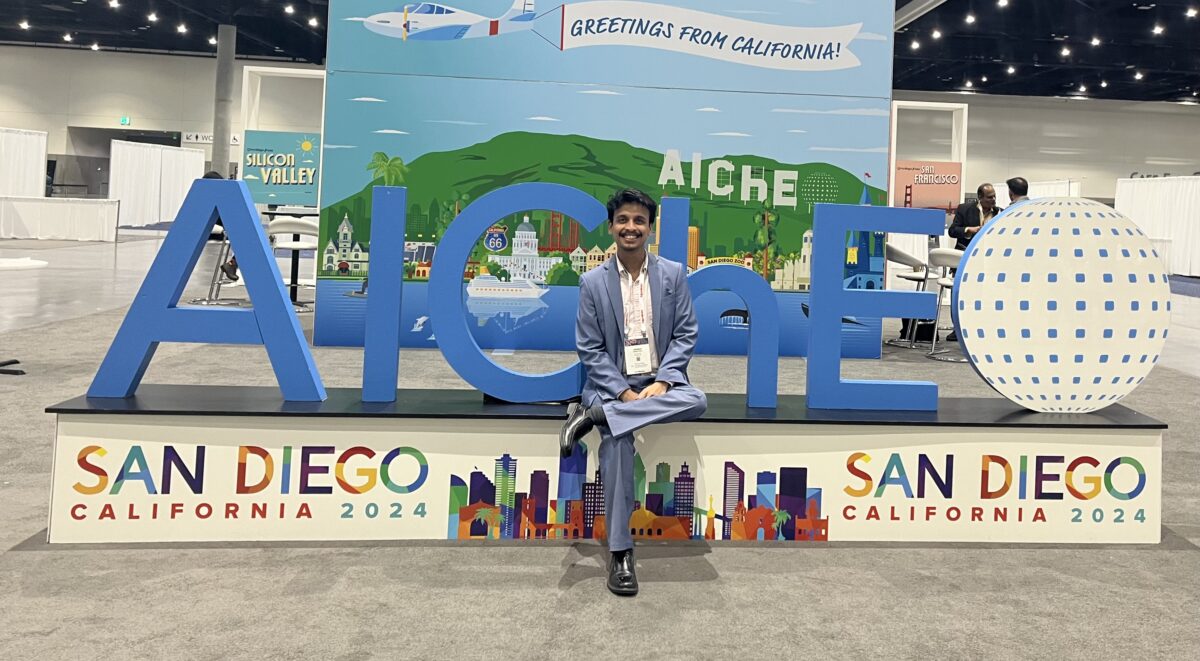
[
  {"xmin": 636, "ymin": 382, "xmax": 670, "ymax": 399},
  {"xmin": 619, "ymin": 389, "xmax": 639, "ymax": 403},
  {"xmin": 965, "ymin": 226, "xmax": 980, "ymax": 236}
]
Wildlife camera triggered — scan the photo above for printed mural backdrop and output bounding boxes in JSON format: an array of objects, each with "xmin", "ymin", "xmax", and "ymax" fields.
[{"xmin": 317, "ymin": 0, "xmax": 895, "ymax": 356}]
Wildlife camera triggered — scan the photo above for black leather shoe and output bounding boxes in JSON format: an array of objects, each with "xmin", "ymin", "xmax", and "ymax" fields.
[
  {"xmin": 607, "ymin": 549, "xmax": 638, "ymax": 596},
  {"xmin": 559, "ymin": 403, "xmax": 594, "ymax": 459},
  {"xmin": 945, "ymin": 331, "xmax": 958, "ymax": 342}
]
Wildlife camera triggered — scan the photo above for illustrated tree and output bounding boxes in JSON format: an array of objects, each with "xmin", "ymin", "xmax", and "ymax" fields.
[
  {"xmin": 403, "ymin": 262, "xmax": 417, "ymax": 280},
  {"xmin": 545, "ymin": 260, "xmax": 579, "ymax": 287},
  {"xmin": 772, "ymin": 508, "xmax": 791, "ymax": 541},
  {"xmin": 489, "ymin": 263, "xmax": 510, "ymax": 282},
  {"xmin": 366, "ymin": 152, "xmax": 408, "ymax": 186},
  {"xmin": 434, "ymin": 190, "xmax": 471, "ymax": 239},
  {"xmin": 755, "ymin": 200, "xmax": 779, "ymax": 280}
]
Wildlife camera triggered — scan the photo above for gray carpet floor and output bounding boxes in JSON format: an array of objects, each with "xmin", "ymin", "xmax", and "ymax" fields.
[{"xmin": 0, "ymin": 307, "xmax": 1197, "ymax": 659}]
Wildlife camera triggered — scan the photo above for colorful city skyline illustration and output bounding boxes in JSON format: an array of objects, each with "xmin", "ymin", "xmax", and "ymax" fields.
[{"xmin": 446, "ymin": 443, "xmax": 829, "ymax": 542}]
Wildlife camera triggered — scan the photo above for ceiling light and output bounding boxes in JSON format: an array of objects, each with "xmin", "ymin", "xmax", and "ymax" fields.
[
  {"xmin": 1061, "ymin": 46, "xmax": 1071, "ymax": 56},
  {"xmin": 1134, "ymin": 71, "xmax": 1144, "ymax": 80},
  {"xmin": 177, "ymin": 23, "xmax": 188, "ymax": 34},
  {"xmin": 911, "ymin": 40, "xmax": 920, "ymax": 50},
  {"xmin": 18, "ymin": 20, "xmax": 30, "ymax": 30},
  {"xmin": 932, "ymin": 29, "xmax": 942, "ymax": 39},
  {"xmin": 63, "ymin": 33, "xmax": 73, "ymax": 42},
  {"xmin": 1091, "ymin": 37, "xmax": 1101, "ymax": 46},
  {"xmin": 91, "ymin": 43, "xmax": 100, "ymax": 51},
  {"xmin": 1188, "ymin": 9, "xmax": 1198, "ymax": 19},
  {"xmin": 1152, "ymin": 25, "xmax": 1164, "ymax": 35},
  {"xmin": 308, "ymin": 17, "xmax": 319, "ymax": 27},
  {"xmin": 208, "ymin": 36, "xmax": 218, "ymax": 45},
  {"xmin": 1007, "ymin": 65, "xmax": 1016, "ymax": 74},
  {"xmin": 109, "ymin": 0, "xmax": 120, "ymax": 8},
  {"xmin": 1078, "ymin": 85, "xmax": 1087, "ymax": 93},
  {"xmin": 965, "ymin": 80, "xmax": 974, "ymax": 88},
  {"xmin": 1101, "ymin": 81, "xmax": 1108, "ymax": 88},
  {"xmin": 284, "ymin": 4, "xmax": 295, "ymax": 14},
  {"xmin": 965, "ymin": 14, "xmax": 976, "ymax": 24},
  {"xmin": 998, "ymin": 0, "xmax": 1009, "ymax": 6},
  {"xmin": 981, "ymin": 76, "xmax": 989, "ymax": 82},
  {"xmin": 148, "ymin": 12, "xmax": 158, "ymax": 22}
]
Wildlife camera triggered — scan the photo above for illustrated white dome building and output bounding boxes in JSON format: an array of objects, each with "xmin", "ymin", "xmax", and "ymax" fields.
[{"xmin": 487, "ymin": 215, "xmax": 562, "ymax": 282}]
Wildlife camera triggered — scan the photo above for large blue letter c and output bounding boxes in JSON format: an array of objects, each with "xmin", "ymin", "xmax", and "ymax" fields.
[{"xmin": 427, "ymin": 183, "xmax": 607, "ymax": 403}]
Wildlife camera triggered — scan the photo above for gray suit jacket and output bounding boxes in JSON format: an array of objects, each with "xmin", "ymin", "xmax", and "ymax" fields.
[{"xmin": 576, "ymin": 253, "xmax": 698, "ymax": 403}]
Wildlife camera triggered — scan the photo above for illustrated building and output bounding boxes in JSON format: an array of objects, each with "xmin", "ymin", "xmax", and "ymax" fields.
[
  {"xmin": 673, "ymin": 463, "xmax": 695, "ymax": 535},
  {"xmin": 494, "ymin": 454, "xmax": 517, "ymax": 540},
  {"xmin": 648, "ymin": 462, "xmax": 674, "ymax": 516},
  {"xmin": 723, "ymin": 461, "xmax": 745, "ymax": 540},
  {"xmin": 323, "ymin": 214, "xmax": 369, "ymax": 275},
  {"xmin": 756, "ymin": 471, "xmax": 777, "ymax": 511},
  {"xmin": 604, "ymin": 242, "xmax": 618, "ymax": 261},
  {"xmin": 687, "ymin": 226, "xmax": 700, "ymax": 270},
  {"xmin": 586, "ymin": 245, "xmax": 606, "ymax": 271},
  {"xmin": 529, "ymin": 470, "xmax": 550, "ymax": 527},
  {"xmin": 569, "ymin": 246, "xmax": 587, "ymax": 273},
  {"xmin": 403, "ymin": 241, "xmax": 436, "ymax": 265},
  {"xmin": 778, "ymin": 467, "xmax": 808, "ymax": 540},
  {"xmin": 487, "ymin": 215, "xmax": 561, "ymax": 282},
  {"xmin": 583, "ymin": 468, "xmax": 604, "ymax": 538}
]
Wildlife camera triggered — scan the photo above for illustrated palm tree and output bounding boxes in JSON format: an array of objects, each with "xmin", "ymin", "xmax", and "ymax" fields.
[
  {"xmin": 483, "ymin": 507, "xmax": 504, "ymax": 538},
  {"xmin": 772, "ymin": 508, "xmax": 791, "ymax": 541},
  {"xmin": 366, "ymin": 152, "xmax": 408, "ymax": 186},
  {"xmin": 471, "ymin": 507, "xmax": 503, "ymax": 539}
]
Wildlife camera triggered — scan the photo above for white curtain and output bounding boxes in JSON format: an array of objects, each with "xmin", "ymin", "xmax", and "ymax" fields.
[
  {"xmin": 109, "ymin": 141, "xmax": 162, "ymax": 227},
  {"xmin": 109, "ymin": 141, "xmax": 204, "ymax": 227},
  {"xmin": 994, "ymin": 179, "xmax": 1082, "ymax": 209},
  {"xmin": 1115, "ymin": 176, "xmax": 1200, "ymax": 277},
  {"xmin": 159, "ymin": 146, "xmax": 205, "ymax": 223},
  {"xmin": 0, "ymin": 128, "xmax": 48, "ymax": 197},
  {"xmin": 0, "ymin": 197, "xmax": 119, "ymax": 241}
]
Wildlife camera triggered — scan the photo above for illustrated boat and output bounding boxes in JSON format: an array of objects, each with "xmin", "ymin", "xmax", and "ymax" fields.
[{"xmin": 466, "ymin": 275, "xmax": 549, "ymax": 299}]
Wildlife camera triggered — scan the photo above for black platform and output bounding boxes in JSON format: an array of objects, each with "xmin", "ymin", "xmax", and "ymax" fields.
[{"xmin": 47, "ymin": 386, "xmax": 1166, "ymax": 430}]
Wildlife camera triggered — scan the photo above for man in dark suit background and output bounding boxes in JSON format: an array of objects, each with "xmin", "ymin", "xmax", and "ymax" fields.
[{"xmin": 948, "ymin": 182, "xmax": 1001, "ymax": 251}]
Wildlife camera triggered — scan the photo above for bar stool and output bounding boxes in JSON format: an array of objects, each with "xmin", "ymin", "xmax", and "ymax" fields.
[
  {"xmin": 926, "ymin": 248, "xmax": 967, "ymax": 363},
  {"xmin": 268, "ymin": 217, "xmax": 320, "ymax": 313},
  {"xmin": 884, "ymin": 243, "xmax": 939, "ymax": 349}
]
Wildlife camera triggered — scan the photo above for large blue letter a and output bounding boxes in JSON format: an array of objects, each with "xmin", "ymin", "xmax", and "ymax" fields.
[{"xmin": 88, "ymin": 180, "xmax": 326, "ymax": 401}]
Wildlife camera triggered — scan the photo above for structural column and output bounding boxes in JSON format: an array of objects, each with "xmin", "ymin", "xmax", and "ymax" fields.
[{"xmin": 211, "ymin": 24, "xmax": 237, "ymax": 177}]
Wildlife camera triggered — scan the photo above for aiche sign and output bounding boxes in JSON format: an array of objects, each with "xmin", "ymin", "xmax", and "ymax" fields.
[{"xmin": 49, "ymin": 416, "xmax": 1160, "ymax": 544}]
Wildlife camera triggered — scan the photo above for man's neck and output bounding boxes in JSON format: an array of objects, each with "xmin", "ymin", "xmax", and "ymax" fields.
[{"xmin": 617, "ymin": 249, "xmax": 647, "ymax": 278}]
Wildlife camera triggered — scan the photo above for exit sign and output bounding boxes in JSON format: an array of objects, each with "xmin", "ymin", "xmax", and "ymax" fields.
[{"xmin": 119, "ymin": 116, "xmax": 132, "ymax": 126}]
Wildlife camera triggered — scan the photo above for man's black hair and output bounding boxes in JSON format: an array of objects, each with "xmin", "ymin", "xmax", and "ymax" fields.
[
  {"xmin": 977, "ymin": 182, "xmax": 995, "ymax": 198},
  {"xmin": 202, "ymin": 171, "xmax": 224, "ymax": 179},
  {"xmin": 1006, "ymin": 176, "xmax": 1029, "ymax": 196},
  {"xmin": 606, "ymin": 188, "xmax": 657, "ymax": 224}
]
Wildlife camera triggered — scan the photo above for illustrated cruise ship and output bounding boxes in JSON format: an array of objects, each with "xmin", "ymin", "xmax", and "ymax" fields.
[{"xmin": 466, "ymin": 275, "xmax": 549, "ymax": 299}]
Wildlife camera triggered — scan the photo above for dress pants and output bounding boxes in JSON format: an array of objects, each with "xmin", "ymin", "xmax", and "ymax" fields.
[{"xmin": 585, "ymin": 374, "xmax": 707, "ymax": 552}]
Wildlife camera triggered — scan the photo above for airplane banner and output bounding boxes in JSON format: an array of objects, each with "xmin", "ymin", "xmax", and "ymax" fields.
[{"xmin": 552, "ymin": 1, "xmax": 863, "ymax": 71}]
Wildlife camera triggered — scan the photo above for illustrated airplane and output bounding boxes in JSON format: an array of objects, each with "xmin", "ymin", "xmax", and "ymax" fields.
[{"xmin": 365, "ymin": 0, "xmax": 537, "ymax": 41}]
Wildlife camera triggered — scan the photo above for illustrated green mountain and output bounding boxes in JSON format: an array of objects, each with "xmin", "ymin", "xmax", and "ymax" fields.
[{"xmin": 320, "ymin": 131, "xmax": 885, "ymax": 266}]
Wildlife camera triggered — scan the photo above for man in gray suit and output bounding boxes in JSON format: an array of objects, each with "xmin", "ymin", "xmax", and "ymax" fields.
[{"xmin": 559, "ymin": 188, "xmax": 707, "ymax": 597}]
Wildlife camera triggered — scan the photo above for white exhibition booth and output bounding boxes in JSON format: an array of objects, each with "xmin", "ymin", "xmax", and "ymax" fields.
[
  {"xmin": 0, "ymin": 127, "xmax": 120, "ymax": 242},
  {"xmin": 108, "ymin": 140, "xmax": 205, "ymax": 228},
  {"xmin": 0, "ymin": 127, "xmax": 47, "ymax": 197},
  {"xmin": 0, "ymin": 197, "xmax": 119, "ymax": 242},
  {"xmin": 1115, "ymin": 176, "xmax": 1200, "ymax": 277}
]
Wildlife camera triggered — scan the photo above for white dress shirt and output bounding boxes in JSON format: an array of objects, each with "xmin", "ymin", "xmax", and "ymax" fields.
[{"xmin": 616, "ymin": 254, "xmax": 658, "ymax": 374}]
